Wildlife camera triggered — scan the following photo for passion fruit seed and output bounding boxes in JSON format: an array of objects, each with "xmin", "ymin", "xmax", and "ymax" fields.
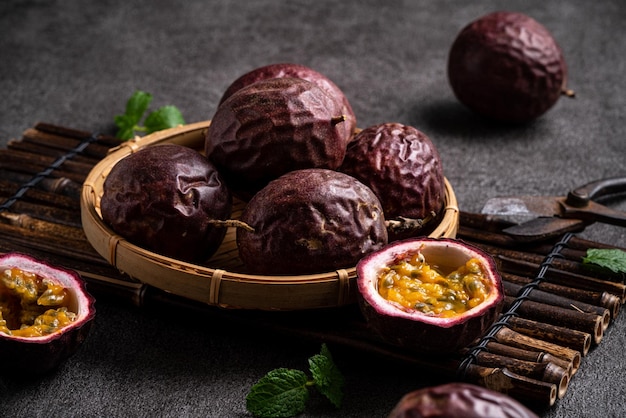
[
  {"xmin": 378, "ymin": 253, "xmax": 491, "ymax": 318},
  {"xmin": 0, "ymin": 253, "xmax": 95, "ymax": 375},
  {"xmin": 0, "ymin": 267, "xmax": 75, "ymax": 337}
]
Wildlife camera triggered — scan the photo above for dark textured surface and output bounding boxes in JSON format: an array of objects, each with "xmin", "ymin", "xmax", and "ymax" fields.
[{"xmin": 0, "ymin": 1, "xmax": 625, "ymax": 417}]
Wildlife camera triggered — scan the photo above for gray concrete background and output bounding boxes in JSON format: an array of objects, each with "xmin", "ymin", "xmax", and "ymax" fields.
[{"xmin": 1, "ymin": 1, "xmax": 625, "ymax": 417}]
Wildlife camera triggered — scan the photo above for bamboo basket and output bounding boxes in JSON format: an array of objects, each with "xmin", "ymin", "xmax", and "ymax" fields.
[{"xmin": 81, "ymin": 121, "xmax": 460, "ymax": 310}]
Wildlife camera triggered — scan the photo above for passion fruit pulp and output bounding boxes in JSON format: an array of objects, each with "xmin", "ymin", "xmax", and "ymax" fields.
[
  {"xmin": 356, "ymin": 238, "xmax": 503, "ymax": 353},
  {"xmin": 0, "ymin": 252, "xmax": 95, "ymax": 375},
  {"xmin": 237, "ymin": 168, "xmax": 388, "ymax": 275},
  {"xmin": 448, "ymin": 11, "xmax": 569, "ymax": 123},
  {"xmin": 388, "ymin": 383, "xmax": 539, "ymax": 418}
]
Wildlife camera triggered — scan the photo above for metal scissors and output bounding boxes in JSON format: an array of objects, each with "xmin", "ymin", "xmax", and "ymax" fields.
[{"xmin": 481, "ymin": 176, "xmax": 626, "ymax": 241}]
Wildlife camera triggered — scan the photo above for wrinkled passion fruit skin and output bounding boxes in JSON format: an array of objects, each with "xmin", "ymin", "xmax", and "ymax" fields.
[
  {"xmin": 218, "ymin": 62, "xmax": 356, "ymax": 139},
  {"xmin": 448, "ymin": 11, "xmax": 567, "ymax": 123},
  {"xmin": 357, "ymin": 238, "xmax": 503, "ymax": 354},
  {"xmin": 205, "ymin": 77, "xmax": 350, "ymax": 200},
  {"xmin": 340, "ymin": 123, "xmax": 446, "ymax": 241},
  {"xmin": 237, "ymin": 169, "xmax": 388, "ymax": 275},
  {"xmin": 388, "ymin": 383, "xmax": 539, "ymax": 418},
  {"xmin": 0, "ymin": 253, "xmax": 95, "ymax": 375},
  {"xmin": 100, "ymin": 144, "xmax": 232, "ymax": 262}
]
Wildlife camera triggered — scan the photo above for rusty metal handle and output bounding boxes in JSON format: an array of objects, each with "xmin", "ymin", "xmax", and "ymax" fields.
[{"xmin": 566, "ymin": 177, "xmax": 626, "ymax": 207}]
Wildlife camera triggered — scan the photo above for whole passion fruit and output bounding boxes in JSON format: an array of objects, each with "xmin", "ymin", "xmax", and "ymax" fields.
[
  {"xmin": 205, "ymin": 77, "xmax": 350, "ymax": 200},
  {"xmin": 100, "ymin": 144, "xmax": 232, "ymax": 262},
  {"xmin": 0, "ymin": 252, "xmax": 95, "ymax": 375},
  {"xmin": 388, "ymin": 383, "xmax": 539, "ymax": 418},
  {"xmin": 218, "ymin": 62, "xmax": 356, "ymax": 139},
  {"xmin": 448, "ymin": 11, "xmax": 570, "ymax": 123},
  {"xmin": 357, "ymin": 238, "xmax": 503, "ymax": 353},
  {"xmin": 237, "ymin": 168, "xmax": 388, "ymax": 275},
  {"xmin": 340, "ymin": 123, "xmax": 446, "ymax": 241}
]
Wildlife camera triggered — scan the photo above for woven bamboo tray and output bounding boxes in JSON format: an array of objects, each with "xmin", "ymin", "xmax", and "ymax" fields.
[{"xmin": 81, "ymin": 121, "xmax": 460, "ymax": 310}]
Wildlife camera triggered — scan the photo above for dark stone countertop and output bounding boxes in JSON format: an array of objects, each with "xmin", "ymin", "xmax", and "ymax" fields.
[{"xmin": 1, "ymin": 1, "xmax": 624, "ymax": 417}]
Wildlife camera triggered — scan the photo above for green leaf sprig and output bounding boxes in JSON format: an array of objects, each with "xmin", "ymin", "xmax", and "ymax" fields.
[
  {"xmin": 114, "ymin": 90, "xmax": 185, "ymax": 140},
  {"xmin": 582, "ymin": 248, "xmax": 626, "ymax": 274},
  {"xmin": 246, "ymin": 344, "xmax": 344, "ymax": 418}
]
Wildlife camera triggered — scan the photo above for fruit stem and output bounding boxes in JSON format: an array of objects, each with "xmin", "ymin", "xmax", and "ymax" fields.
[
  {"xmin": 331, "ymin": 115, "xmax": 347, "ymax": 126},
  {"xmin": 385, "ymin": 212, "xmax": 436, "ymax": 232},
  {"xmin": 561, "ymin": 87, "xmax": 576, "ymax": 98},
  {"xmin": 208, "ymin": 219, "xmax": 255, "ymax": 232}
]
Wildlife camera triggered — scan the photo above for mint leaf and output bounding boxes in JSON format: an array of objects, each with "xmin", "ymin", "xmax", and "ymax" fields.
[
  {"xmin": 246, "ymin": 368, "xmax": 310, "ymax": 418},
  {"xmin": 309, "ymin": 344, "xmax": 344, "ymax": 408},
  {"xmin": 125, "ymin": 90, "xmax": 153, "ymax": 122},
  {"xmin": 114, "ymin": 90, "xmax": 152, "ymax": 140},
  {"xmin": 144, "ymin": 105, "xmax": 185, "ymax": 134},
  {"xmin": 245, "ymin": 345, "xmax": 345, "ymax": 417},
  {"xmin": 114, "ymin": 90, "xmax": 184, "ymax": 140},
  {"xmin": 113, "ymin": 113, "xmax": 138, "ymax": 141},
  {"xmin": 583, "ymin": 248, "xmax": 626, "ymax": 274}
]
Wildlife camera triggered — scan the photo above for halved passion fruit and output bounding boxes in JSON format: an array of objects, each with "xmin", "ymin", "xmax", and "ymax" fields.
[
  {"xmin": 356, "ymin": 238, "xmax": 503, "ymax": 353},
  {"xmin": 0, "ymin": 253, "xmax": 95, "ymax": 375}
]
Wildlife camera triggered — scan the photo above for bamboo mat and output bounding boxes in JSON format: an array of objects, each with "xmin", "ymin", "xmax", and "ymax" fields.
[{"xmin": 1, "ymin": 122, "xmax": 624, "ymax": 410}]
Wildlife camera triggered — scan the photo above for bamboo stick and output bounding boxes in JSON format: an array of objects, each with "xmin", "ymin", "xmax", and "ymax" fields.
[
  {"xmin": 0, "ymin": 149, "xmax": 94, "ymax": 177},
  {"xmin": 503, "ymin": 281, "xmax": 611, "ymax": 330},
  {"xmin": 494, "ymin": 327, "xmax": 581, "ymax": 375},
  {"xmin": 470, "ymin": 351, "xmax": 569, "ymax": 399},
  {"xmin": 503, "ymin": 296, "xmax": 604, "ymax": 345},
  {"xmin": 505, "ymin": 315, "xmax": 591, "ymax": 356},
  {"xmin": 8, "ymin": 138, "xmax": 101, "ymax": 166},
  {"xmin": 19, "ymin": 127, "xmax": 113, "ymax": 160},
  {"xmin": 0, "ymin": 178, "xmax": 78, "ymax": 209},
  {"xmin": 503, "ymin": 272, "xmax": 621, "ymax": 320},
  {"xmin": 484, "ymin": 341, "xmax": 574, "ymax": 377},
  {"xmin": 471, "ymin": 239, "xmax": 623, "ymax": 284},
  {"xmin": 0, "ymin": 168, "xmax": 82, "ymax": 199},
  {"xmin": 0, "ymin": 198, "xmax": 81, "ymax": 227},
  {"xmin": 0, "ymin": 211, "xmax": 87, "ymax": 242},
  {"xmin": 0, "ymin": 220, "xmax": 104, "ymax": 263},
  {"xmin": 33, "ymin": 122, "xmax": 122, "ymax": 148},
  {"xmin": 0, "ymin": 155, "xmax": 87, "ymax": 184},
  {"xmin": 499, "ymin": 256, "xmax": 626, "ymax": 301}
]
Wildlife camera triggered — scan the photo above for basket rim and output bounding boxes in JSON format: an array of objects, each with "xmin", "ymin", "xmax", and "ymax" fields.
[{"xmin": 81, "ymin": 121, "xmax": 459, "ymax": 310}]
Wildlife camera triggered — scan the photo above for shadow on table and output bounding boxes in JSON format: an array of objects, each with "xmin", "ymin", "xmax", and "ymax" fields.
[{"xmin": 409, "ymin": 98, "xmax": 544, "ymax": 142}]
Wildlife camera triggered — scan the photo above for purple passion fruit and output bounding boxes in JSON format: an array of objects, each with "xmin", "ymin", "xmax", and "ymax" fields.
[
  {"xmin": 100, "ymin": 144, "xmax": 232, "ymax": 262},
  {"xmin": 237, "ymin": 169, "xmax": 388, "ymax": 275},
  {"xmin": 205, "ymin": 77, "xmax": 350, "ymax": 200},
  {"xmin": 340, "ymin": 123, "xmax": 445, "ymax": 241},
  {"xmin": 218, "ymin": 62, "xmax": 356, "ymax": 139},
  {"xmin": 388, "ymin": 383, "xmax": 539, "ymax": 418},
  {"xmin": 0, "ymin": 253, "xmax": 95, "ymax": 375},
  {"xmin": 448, "ymin": 11, "xmax": 569, "ymax": 123},
  {"xmin": 357, "ymin": 238, "xmax": 503, "ymax": 353}
]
